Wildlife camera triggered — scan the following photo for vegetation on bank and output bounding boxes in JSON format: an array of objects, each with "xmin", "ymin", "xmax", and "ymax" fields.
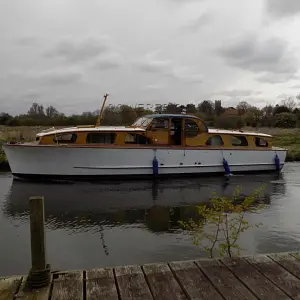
[{"xmin": 179, "ymin": 186, "xmax": 266, "ymax": 258}]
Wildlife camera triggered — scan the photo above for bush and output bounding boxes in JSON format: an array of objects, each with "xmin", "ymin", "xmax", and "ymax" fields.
[
  {"xmin": 273, "ymin": 113, "xmax": 297, "ymax": 128},
  {"xmin": 215, "ymin": 115, "xmax": 244, "ymax": 129}
]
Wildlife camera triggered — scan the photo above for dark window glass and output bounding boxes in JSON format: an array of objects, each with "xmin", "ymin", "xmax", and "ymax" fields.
[
  {"xmin": 206, "ymin": 135, "xmax": 224, "ymax": 146},
  {"xmin": 125, "ymin": 133, "xmax": 150, "ymax": 144},
  {"xmin": 184, "ymin": 119, "xmax": 199, "ymax": 138},
  {"xmin": 53, "ymin": 133, "xmax": 77, "ymax": 143},
  {"xmin": 86, "ymin": 132, "xmax": 116, "ymax": 144},
  {"xmin": 151, "ymin": 118, "xmax": 169, "ymax": 129},
  {"xmin": 255, "ymin": 137, "xmax": 268, "ymax": 147},
  {"xmin": 231, "ymin": 135, "xmax": 248, "ymax": 146}
]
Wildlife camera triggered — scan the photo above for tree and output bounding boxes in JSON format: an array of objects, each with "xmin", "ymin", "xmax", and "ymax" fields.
[
  {"xmin": 215, "ymin": 115, "xmax": 244, "ymax": 129},
  {"xmin": 179, "ymin": 186, "xmax": 265, "ymax": 258},
  {"xmin": 273, "ymin": 104, "xmax": 290, "ymax": 115},
  {"xmin": 27, "ymin": 102, "xmax": 45, "ymax": 117},
  {"xmin": 46, "ymin": 106, "xmax": 59, "ymax": 119},
  {"xmin": 274, "ymin": 112, "xmax": 297, "ymax": 128},
  {"xmin": 244, "ymin": 107, "xmax": 262, "ymax": 127},
  {"xmin": 186, "ymin": 103, "xmax": 197, "ymax": 114},
  {"xmin": 198, "ymin": 100, "xmax": 214, "ymax": 115},
  {"xmin": 237, "ymin": 101, "xmax": 251, "ymax": 115},
  {"xmin": 282, "ymin": 96, "xmax": 296, "ymax": 110}
]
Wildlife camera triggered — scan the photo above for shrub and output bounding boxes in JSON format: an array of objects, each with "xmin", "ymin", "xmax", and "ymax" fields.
[{"xmin": 215, "ymin": 115, "xmax": 244, "ymax": 129}]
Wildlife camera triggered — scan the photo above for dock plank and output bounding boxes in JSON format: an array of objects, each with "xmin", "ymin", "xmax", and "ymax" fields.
[
  {"xmin": 246, "ymin": 254, "xmax": 300, "ymax": 299},
  {"xmin": 196, "ymin": 259, "xmax": 256, "ymax": 300},
  {"xmin": 222, "ymin": 257, "xmax": 290, "ymax": 300},
  {"xmin": 143, "ymin": 263, "xmax": 187, "ymax": 300},
  {"xmin": 86, "ymin": 268, "xmax": 118, "ymax": 300},
  {"xmin": 169, "ymin": 260, "xmax": 223, "ymax": 300},
  {"xmin": 14, "ymin": 276, "xmax": 51, "ymax": 300},
  {"xmin": 0, "ymin": 276, "xmax": 22, "ymax": 300},
  {"xmin": 52, "ymin": 271, "xmax": 83, "ymax": 300},
  {"xmin": 268, "ymin": 252, "xmax": 300, "ymax": 279},
  {"xmin": 115, "ymin": 265, "xmax": 153, "ymax": 300}
]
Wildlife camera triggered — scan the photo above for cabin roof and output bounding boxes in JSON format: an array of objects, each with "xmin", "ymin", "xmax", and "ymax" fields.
[
  {"xmin": 37, "ymin": 126, "xmax": 146, "ymax": 137},
  {"xmin": 208, "ymin": 128, "xmax": 272, "ymax": 137},
  {"xmin": 144, "ymin": 114, "xmax": 200, "ymax": 119}
]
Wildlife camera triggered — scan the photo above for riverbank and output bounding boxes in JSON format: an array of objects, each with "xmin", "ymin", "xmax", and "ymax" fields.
[{"xmin": 0, "ymin": 126, "xmax": 300, "ymax": 171}]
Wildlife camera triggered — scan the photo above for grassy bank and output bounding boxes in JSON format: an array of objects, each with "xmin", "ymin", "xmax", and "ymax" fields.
[
  {"xmin": 244, "ymin": 127, "xmax": 300, "ymax": 162},
  {"xmin": 0, "ymin": 126, "xmax": 300, "ymax": 171}
]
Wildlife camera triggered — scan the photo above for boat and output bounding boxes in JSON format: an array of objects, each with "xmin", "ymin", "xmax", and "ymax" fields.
[{"xmin": 2, "ymin": 95, "xmax": 287, "ymax": 181}]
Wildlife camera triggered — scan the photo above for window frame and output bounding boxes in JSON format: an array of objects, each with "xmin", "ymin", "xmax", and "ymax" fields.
[
  {"xmin": 206, "ymin": 135, "xmax": 224, "ymax": 146},
  {"xmin": 184, "ymin": 119, "xmax": 200, "ymax": 138},
  {"xmin": 150, "ymin": 118, "xmax": 169, "ymax": 130},
  {"xmin": 53, "ymin": 133, "xmax": 77, "ymax": 144},
  {"xmin": 86, "ymin": 132, "xmax": 117, "ymax": 144},
  {"xmin": 255, "ymin": 137, "xmax": 269, "ymax": 147},
  {"xmin": 231, "ymin": 135, "xmax": 248, "ymax": 146},
  {"xmin": 124, "ymin": 133, "xmax": 150, "ymax": 145}
]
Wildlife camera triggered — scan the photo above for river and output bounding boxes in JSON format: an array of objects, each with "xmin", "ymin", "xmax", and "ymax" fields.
[{"xmin": 1, "ymin": 163, "xmax": 300, "ymax": 276}]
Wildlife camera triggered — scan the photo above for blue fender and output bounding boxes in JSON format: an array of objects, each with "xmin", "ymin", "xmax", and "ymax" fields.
[
  {"xmin": 223, "ymin": 158, "xmax": 231, "ymax": 175},
  {"xmin": 153, "ymin": 156, "xmax": 159, "ymax": 176},
  {"xmin": 274, "ymin": 154, "xmax": 280, "ymax": 171}
]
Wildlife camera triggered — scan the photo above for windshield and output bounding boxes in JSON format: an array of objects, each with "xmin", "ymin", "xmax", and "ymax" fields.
[{"xmin": 132, "ymin": 117, "xmax": 153, "ymax": 127}]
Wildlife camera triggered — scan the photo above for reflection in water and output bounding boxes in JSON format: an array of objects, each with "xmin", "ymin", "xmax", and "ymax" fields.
[
  {"xmin": 3, "ymin": 174, "xmax": 280, "ymax": 233},
  {"xmin": 1, "ymin": 168, "xmax": 297, "ymax": 276}
]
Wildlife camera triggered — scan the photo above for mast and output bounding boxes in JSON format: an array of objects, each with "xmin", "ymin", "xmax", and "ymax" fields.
[{"xmin": 96, "ymin": 93, "xmax": 109, "ymax": 127}]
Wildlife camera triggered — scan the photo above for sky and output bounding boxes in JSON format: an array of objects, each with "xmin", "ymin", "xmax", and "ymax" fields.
[{"xmin": 1, "ymin": 0, "xmax": 300, "ymax": 115}]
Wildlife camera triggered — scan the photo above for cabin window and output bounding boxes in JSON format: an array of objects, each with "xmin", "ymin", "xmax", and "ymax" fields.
[
  {"xmin": 53, "ymin": 133, "xmax": 77, "ymax": 143},
  {"xmin": 125, "ymin": 133, "xmax": 150, "ymax": 144},
  {"xmin": 151, "ymin": 118, "xmax": 169, "ymax": 129},
  {"xmin": 86, "ymin": 132, "xmax": 116, "ymax": 144},
  {"xmin": 255, "ymin": 137, "xmax": 268, "ymax": 147},
  {"xmin": 206, "ymin": 135, "xmax": 224, "ymax": 146},
  {"xmin": 184, "ymin": 119, "xmax": 199, "ymax": 138},
  {"xmin": 231, "ymin": 135, "xmax": 248, "ymax": 146}
]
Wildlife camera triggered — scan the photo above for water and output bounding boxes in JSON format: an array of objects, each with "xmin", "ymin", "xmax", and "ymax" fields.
[{"xmin": 1, "ymin": 163, "xmax": 300, "ymax": 276}]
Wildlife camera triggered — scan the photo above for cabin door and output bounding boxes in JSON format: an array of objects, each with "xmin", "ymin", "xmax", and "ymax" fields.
[{"xmin": 170, "ymin": 118, "xmax": 183, "ymax": 146}]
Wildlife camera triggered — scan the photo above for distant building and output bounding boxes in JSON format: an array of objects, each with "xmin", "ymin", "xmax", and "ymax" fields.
[{"xmin": 223, "ymin": 107, "xmax": 238, "ymax": 115}]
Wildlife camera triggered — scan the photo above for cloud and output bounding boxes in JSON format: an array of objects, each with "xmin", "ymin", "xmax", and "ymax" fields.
[
  {"xmin": 256, "ymin": 73, "xmax": 299, "ymax": 84},
  {"xmin": 290, "ymin": 84, "xmax": 300, "ymax": 89},
  {"xmin": 91, "ymin": 53, "xmax": 124, "ymax": 70},
  {"xmin": 213, "ymin": 90, "xmax": 261, "ymax": 97},
  {"xmin": 45, "ymin": 36, "xmax": 111, "ymax": 63},
  {"xmin": 16, "ymin": 35, "xmax": 40, "ymax": 46},
  {"xmin": 142, "ymin": 84, "xmax": 164, "ymax": 90},
  {"xmin": 16, "ymin": 67, "xmax": 84, "ymax": 85},
  {"xmin": 136, "ymin": 51, "xmax": 202, "ymax": 83},
  {"xmin": 218, "ymin": 34, "xmax": 298, "ymax": 83},
  {"xmin": 266, "ymin": 0, "xmax": 300, "ymax": 18},
  {"xmin": 182, "ymin": 12, "xmax": 211, "ymax": 32}
]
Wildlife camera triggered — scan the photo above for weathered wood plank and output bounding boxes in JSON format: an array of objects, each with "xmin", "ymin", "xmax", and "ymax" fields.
[
  {"xmin": 0, "ymin": 276, "xmax": 22, "ymax": 300},
  {"xmin": 143, "ymin": 263, "xmax": 187, "ymax": 300},
  {"xmin": 268, "ymin": 252, "xmax": 300, "ymax": 279},
  {"xmin": 86, "ymin": 268, "xmax": 118, "ymax": 300},
  {"xmin": 222, "ymin": 256, "xmax": 290, "ymax": 300},
  {"xmin": 115, "ymin": 265, "xmax": 153, "ymax": 300},
  {"xmin": 52, "ymin": 271, "xmax": 83, "ymax": 300},
  {"xmin": 169, "ymin": 260, "xmax": 223, "ymax": 300},
  {"xmin": 14, "ymin": 276, "xmax": 51, "ymax": 300},
  {"xmin": 196, "ymin": 259, "xmax": 256, "ymax": 300},
  {"xmin": 246, "ymin": 254, "xmax": 300, "ymax": 299}
]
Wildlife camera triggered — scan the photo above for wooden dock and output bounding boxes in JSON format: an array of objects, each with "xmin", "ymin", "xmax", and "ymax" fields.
[{"xmin": 2, "ymin": 252, "xmax": 300, "ymax": 300}]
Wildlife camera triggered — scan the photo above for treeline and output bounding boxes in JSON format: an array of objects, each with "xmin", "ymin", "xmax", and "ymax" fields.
[{"xmin": 1, "ymin": 96, "xmax": 300, "ymax": 129}]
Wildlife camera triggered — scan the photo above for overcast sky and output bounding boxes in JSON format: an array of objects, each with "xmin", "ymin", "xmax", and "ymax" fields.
[{"xmin": 1, "ymin": 0, "xmax": 300, "ymax": 115}]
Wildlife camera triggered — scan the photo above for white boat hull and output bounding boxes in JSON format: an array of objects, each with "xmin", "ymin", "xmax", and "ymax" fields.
[{"xmin": 3, "ymin": 144, "xmax": 287, "ymax": 180}]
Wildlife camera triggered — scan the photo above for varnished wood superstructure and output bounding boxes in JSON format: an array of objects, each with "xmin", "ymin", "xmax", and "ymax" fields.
[{"xmin": 35, "ymin": 114, "xmax": 274, "ymax": 151}]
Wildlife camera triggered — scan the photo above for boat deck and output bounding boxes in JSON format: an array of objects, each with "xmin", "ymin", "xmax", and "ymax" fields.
[{"xmin": 2, "ymin": 252, "xmax": 300, "ymax": 299}]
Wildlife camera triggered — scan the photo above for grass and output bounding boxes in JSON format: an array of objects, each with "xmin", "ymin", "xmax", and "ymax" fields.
[{"xmin": 0, "ymin": 126, "xmax": 300, "ymax": 171}]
